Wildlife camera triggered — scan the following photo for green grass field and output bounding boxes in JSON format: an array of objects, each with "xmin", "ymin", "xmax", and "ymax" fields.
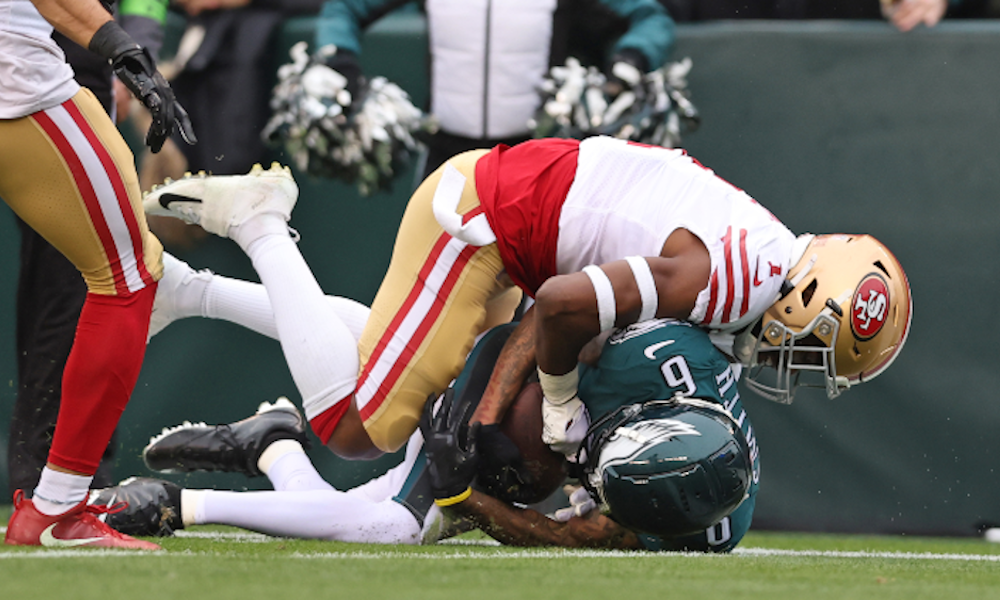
[{"xmin": 3, "ymin": 505, "xmax": 1000, "ymax": 600}]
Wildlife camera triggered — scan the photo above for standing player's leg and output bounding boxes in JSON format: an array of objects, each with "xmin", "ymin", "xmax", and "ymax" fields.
[{"xmin": 0, "ymin": 90, "xmax": 161, "ymax": 549}]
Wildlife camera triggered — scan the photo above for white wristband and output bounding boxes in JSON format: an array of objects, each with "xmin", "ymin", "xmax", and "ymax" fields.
[
  {"xmin": 582, "ymin": 265, "xmax": 616, "ymax": 332},
  {"xmin": 625, "ymin": 256, "xmax": 658, "ymax": 322},
  {"xmin": 537, "ymin": 366, "xmax": 580, "ymax": 405}
]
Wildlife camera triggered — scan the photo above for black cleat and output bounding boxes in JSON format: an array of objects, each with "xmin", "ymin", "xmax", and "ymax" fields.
[
  {"xmin": 88, "ymin": 477, "xmax": 184, "ymax": 537},
  {"xmin": 143, "ymin": 397, "xmax": 310, "ymax": 477}
]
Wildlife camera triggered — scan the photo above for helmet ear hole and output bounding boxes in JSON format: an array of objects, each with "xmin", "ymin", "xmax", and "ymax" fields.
[{"xmin": 800, "ymin": 279, "xmax": 818, "ymax": 306}]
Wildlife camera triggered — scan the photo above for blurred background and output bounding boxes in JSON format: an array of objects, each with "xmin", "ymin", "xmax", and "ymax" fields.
[{"xmin": 2, "ymin": 1, "xmax": 999, "ymax": 537}]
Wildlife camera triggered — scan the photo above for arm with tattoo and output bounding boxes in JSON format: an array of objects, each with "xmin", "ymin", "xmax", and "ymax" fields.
[
  {"xmin": 448, "ymin": 490, "xmax": 644, "ymax": 550},
  {"xmin": 470, "ymin": 306, "xmax": 537, "ymax": 426}
]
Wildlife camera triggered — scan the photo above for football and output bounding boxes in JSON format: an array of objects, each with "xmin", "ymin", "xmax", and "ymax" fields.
[{"xmin": 498, "ymin": 382, "xmax": 568, "ymax": 504}]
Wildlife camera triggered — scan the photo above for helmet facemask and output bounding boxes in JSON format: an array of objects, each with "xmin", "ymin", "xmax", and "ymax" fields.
[{"xmin": 738, "ymin": 310, "xmax": 847, "ymax": 404}]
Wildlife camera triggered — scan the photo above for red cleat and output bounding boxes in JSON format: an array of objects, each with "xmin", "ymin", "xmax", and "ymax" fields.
[{"xmin": 4, "ymin": 490, "xmax": 161, "ymax": 550}]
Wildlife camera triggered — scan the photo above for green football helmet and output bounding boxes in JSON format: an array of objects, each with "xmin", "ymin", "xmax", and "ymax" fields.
[{"xmin": 579, "ymin": 397, "xmax": 752, "ymax": 537}]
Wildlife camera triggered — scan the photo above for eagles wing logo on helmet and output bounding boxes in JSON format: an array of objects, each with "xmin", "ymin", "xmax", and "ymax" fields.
[
  {"xmin": 851, "ymin": 274, "xmax": 889, "ymax": 340},
  {"xmin": 582, "ymin": 399, "xmax": 752, "ymax": 538},
  {"xmin": 601, "ymin": 418, "xmax": 702, "ymax": 466}
]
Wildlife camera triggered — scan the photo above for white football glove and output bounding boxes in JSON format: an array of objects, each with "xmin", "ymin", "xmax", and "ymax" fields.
[
  {"xmin": 541, "ymin": 395, "xmax": 591, "ymax": 457},
  {"xmin": 550, "ymin": 486, "xmax": 598, "ymax": 522}
]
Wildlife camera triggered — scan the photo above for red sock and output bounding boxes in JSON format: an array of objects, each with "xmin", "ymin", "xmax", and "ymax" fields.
[{"xmin": 47, "ymin": 283, "xmax": 156, "ymax": 474}]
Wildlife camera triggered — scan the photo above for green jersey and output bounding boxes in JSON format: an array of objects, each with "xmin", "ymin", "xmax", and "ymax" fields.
[{"xmin": 579, "ymin": 319, "xmax": 760, "ymax": 553}]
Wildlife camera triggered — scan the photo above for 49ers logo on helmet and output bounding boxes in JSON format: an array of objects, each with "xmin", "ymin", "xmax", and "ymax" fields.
[{"xmin": 851, "ymin": 274, "xmax": 890, "ymax": 341}]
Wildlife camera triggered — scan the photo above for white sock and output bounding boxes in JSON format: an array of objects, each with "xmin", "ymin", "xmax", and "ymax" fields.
[
  {"xmin": 257, "ymin": 439, "xmax": 304, "ymax": 475},
  {"xmin": 203, "ymin": 274, "xmax": 283, "ymax": 339},
  {"xmin": 204, "ymin": 275, "xmax": 370, "ymax": 342},
  {"xmin": 33, "ymin": 468, "xmax": 92, "ymax": 516},
  {"xmin": 181, "ymin": 489, "xmax": 208, "ymax": 527},
  {"xmin": 239, "ymin": 224, "xmax": 359, "ymax": 418},
  {"xmin": 163, "ymin": 253, "xmax": 211, "ymax": 319},
  {"xmin": 229, "ymin": 212, "xmax": 291, "ymax": 252},
  {"xmin": 263, "ymin": 449, "xmax": 334, "ymax": 492},
  {"xmin": 197, "ymin": 489, "xmax": 420, "ymax": 543}
]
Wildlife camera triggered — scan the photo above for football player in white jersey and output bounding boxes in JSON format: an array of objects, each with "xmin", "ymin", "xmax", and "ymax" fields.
[
  {"xmin": 141, "ymin": 137, "xmax": 911, "ymax": 471},
  {"xmin": 2, "ymin": 0, "xmax": 194, "ymax": 549}
]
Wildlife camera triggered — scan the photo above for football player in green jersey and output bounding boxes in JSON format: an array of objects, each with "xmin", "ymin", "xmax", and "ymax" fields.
[
  {"xmin": 425, "ymin": 318, "xmax": 757, "ymax": 552},
  {"xmin": 95, "ymin": 320, "xmax": 754, "ymax": 552}
]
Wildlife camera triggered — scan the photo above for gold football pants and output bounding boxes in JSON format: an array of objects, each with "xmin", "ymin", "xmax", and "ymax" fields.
[
  {"xmin": 356, "ymin": 150, "xmax": 521, "ymax": 451},
  {"xmin": 0, "ymin": 88, "xmax": 162, "ymax": 295}
]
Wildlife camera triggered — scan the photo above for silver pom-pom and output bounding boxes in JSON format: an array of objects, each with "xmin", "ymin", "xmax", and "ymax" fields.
[
  {"xmin": 530, "ymin": 56, "xmax": 700, "ymax": 149},
  {"xmin": 263, "ymin": 42, "xmax": 438, "ymax": 196}
]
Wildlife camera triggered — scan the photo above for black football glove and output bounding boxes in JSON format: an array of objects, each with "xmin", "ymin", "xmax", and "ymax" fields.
[
  {"xmin": 419, "ymin": 389, "xmax": 481, "ymax": 506},
  {"xmin": 475, "ymin": 424, "xmax": 538, "ymax": 505},
  {"xmin": 605, "ymin": 48, "xmax": 648, "ymax": 99},
  {"xmin": 89, "ymin": 21, "xmax": 196, "ymax": 153}
]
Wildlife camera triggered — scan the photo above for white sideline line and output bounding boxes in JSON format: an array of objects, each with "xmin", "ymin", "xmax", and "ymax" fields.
[
  {"xmin": 1, "ymin": 529, "xmax": 998, "ymax": 561},
  {"xmin": 174, "ymin": 531, "xmax": 272, "ymax": 542},
  {"xmin": 2, "ymin": 543, "xmax": 1000, "ymax": 562},
  {"xmin": 283, "ymin": 548, "xmax": 1000, "ymax": 561}
]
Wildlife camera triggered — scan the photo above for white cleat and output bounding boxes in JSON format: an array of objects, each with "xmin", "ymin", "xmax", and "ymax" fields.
[
  {"xmin": 148, "ymin": 252, "xmax": 214, "ymax": 341},
  {"xmin": 142, "ymin": 163, "xmax": 298, "ymax": 238}
]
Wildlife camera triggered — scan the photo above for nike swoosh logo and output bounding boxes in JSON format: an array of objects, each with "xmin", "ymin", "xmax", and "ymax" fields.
[
  {"xmin": 40, "ymin": 523, "xmax": 105, "ymax": 548},
  {"xmin": 159, "ymin": 192, "xmax": 202, "ymax": 210},
  {"xmin": 752, "ymin": 257, "xmax": 763, "ymax": 287},
  {"xmin": 644, "ymin": 340, "xmax": 675, "ymax": 359}
]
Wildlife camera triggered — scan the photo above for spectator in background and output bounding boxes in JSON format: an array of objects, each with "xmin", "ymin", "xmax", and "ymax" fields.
[
  {"xmin": 314, "ymin": 0, "xmax": 675, "ymax": 178},
  {"xmin": 658, "ymin": 0, "xmax": 984, "ymax": 29},
  {"xmin": 7, "ymin": 0, "xmax": 169, "ymax": 503},
  {"xmin": 880, "ymin": 0, "xmax": 952, "ymax": 31},
  {"xmin": 165, "ymin": 0, "xmax": 326, "ymax": 176}
]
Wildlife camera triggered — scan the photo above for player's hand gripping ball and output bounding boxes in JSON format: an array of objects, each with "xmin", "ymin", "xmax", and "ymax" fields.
[{"xmin": 479, "ymin": 382, "xmax": 568, "ymax": 504}]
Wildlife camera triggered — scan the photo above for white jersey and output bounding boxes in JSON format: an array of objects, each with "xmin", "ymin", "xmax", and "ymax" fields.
[
  {"xmin": 0, "ymin": 0, "xmax": 79, "ymax": 118},
  {"xmin": 558, "ymin": 137, "xmax": 796, "ymax": 333},
  {"xmin": 477, "ymin": 136, "xmax": 796, "ymax": 337}
]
